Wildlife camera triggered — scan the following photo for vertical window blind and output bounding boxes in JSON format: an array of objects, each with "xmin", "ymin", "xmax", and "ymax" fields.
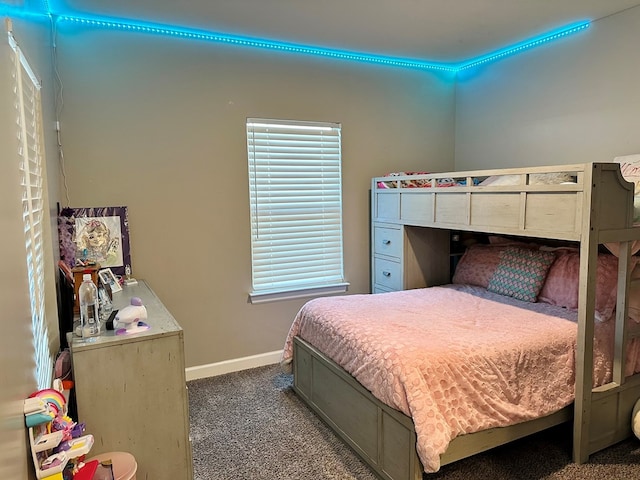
[
  {"xmin": 247, "ymin": 118, "xmax": 347, "ymax": 303},
  {"xmin": 10, "ymin": 30, "xmax": 52, "ymax": 389}
]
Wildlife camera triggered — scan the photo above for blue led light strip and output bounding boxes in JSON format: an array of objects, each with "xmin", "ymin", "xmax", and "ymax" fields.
[
  {"xmin": 7, "ymin": 7, "xmax": 590, "ymax": 73},
  {"xmin": 55, "ymin": 13, "xmax": 457, "ymax": 72},
  {"xmin": 457, "ymin": 21, "xmax": 590, "ymax": 70}
]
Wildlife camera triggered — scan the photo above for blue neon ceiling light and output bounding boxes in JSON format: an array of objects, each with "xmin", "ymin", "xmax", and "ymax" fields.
[
  {"xmin": 4, "ymin": 2, "xmax": 592, "ymax": 73},
  {"xmin": 54, "ymin": 13, "xmax": 457, "ymax": 72},
  {"xmin": 458, "ymin": 21, "xmax": 590, "ymax": 70}
]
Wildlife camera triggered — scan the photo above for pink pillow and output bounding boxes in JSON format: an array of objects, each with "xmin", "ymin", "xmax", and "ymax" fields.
[
  {"xmin": 539, "ymin": 251, "xmax": 639, "ymax": 320},
  {"xmin": 452, "ymin": 244, "xmax": 537, "ymax": 288}
]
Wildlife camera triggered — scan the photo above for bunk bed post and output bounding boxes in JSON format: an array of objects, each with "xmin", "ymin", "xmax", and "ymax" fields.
[
  {"xmin": 573, "ymin": 163, "xmax": 600, "ymax": 465},
  {"xmin": 613, "ymin": 241, "xmax": 632, "ymax": 385}
]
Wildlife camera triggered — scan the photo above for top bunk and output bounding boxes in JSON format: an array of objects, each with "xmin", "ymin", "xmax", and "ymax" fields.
[{"xmin": 372, "ymin": 162, "xmax": 637, "ymax": 243}]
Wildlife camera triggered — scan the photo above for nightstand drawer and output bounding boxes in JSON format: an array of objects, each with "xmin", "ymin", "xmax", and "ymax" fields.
[
  {"xmin": 372, "ymin": 284, "xmax": 395, "ymax": 294},
  {"xmin": 373, "ymin": 257, "xmax": 402, "ymax": 291},
  {"xmin": 373, "ymin": 226, "xmax": 402, "ymax": 258}
]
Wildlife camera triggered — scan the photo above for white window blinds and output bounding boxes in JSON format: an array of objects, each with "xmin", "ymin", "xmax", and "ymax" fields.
[
  {"xmin": 247, "ymin": 118, "xmax": 347, "ymax": 303},
  {"xmin": 9, "ymin": 30, "xmax": 52, "ymax": 389}
]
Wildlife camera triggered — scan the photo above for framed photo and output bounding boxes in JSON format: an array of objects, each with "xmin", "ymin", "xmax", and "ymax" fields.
[
  {"xmin": 98, "ymin": 268, "xmax": 122, "ymax": 293},
  {"xmin": 58, "ymin": 206, "xmax": 131, "ymax": 277}
]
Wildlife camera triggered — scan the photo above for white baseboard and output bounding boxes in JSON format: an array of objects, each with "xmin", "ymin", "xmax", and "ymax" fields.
[{"xmin": 185, "ymin": 350, "xmax": 283, "ymax": 381}]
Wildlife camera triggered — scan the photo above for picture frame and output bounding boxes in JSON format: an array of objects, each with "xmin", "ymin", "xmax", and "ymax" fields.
[
  {"xmin": 58, "ymin": 206, "xmax": 132, "ymax": 277},
  {"xmin": 98, "ymin": 268, "xmax": 122, "ymax": 293}
]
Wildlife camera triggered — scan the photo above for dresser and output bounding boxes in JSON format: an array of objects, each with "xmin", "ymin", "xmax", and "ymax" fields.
[
  {"xmin": 371, "ymin": 189, "xmax": 451, "ymax": 293},
  {"xmin": 69, "ymin": 280, "xmax": 193, "ymax": 479}
]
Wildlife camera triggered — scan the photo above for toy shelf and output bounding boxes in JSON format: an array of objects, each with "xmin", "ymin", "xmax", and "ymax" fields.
[
  {"xmin": 25, "ymin": 397, "xmax": 94, "ymax": 480},
  {"xmin": 32, "ymin": 431, "xmax": 64, "ymax": 453}
]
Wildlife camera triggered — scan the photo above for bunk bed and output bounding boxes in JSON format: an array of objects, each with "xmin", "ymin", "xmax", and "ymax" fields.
[{"xmin": 281, "ymin": 162, "xmax": 640, "ymax": 480}]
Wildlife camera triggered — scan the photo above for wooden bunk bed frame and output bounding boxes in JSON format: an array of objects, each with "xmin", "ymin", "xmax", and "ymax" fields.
[{"xmin": 292, "ymin": 162, "xmax": 640, "ymax": 480}]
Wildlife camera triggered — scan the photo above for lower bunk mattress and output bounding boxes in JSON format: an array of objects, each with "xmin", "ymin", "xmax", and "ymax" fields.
[{"xmin": 281, "ymin": 284, "xmax": 640, "ymax": 473}]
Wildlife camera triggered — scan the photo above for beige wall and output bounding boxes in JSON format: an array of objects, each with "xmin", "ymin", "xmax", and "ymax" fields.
[
  {"xmin": 455, "ymin": 5, "xmax": 640, "ymax": 170},
  {"xmin": 54, "ymin": 24, "xmax": 456, "ymax": 367},
  {"xmin": 0, "ymin": 15, "xmax": 59, "ymax": 480}
]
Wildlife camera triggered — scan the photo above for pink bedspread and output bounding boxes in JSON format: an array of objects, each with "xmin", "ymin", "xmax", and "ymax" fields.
[{"xmin": 281, "ymin": 284, "xmax": 640, "ymax": 473}]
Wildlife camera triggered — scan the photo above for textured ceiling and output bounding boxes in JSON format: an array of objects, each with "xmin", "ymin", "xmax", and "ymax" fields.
[{"xmin": 56, "ymin": 0, "xmax": 640, "ymax": 63}]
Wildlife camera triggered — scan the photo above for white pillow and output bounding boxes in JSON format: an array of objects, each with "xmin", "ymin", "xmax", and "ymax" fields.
[
  {"xmin": 480, "ymin": 172, "xmax": 576, "ymax": 187},
  {"xmin": 479, "ymin": 175, "xmax": 520, "ymax": 186}
]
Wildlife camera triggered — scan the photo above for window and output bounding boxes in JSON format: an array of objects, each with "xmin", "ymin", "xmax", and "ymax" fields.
[
  {"xmin": 247, "ymin": 118, "xmax": 348, "ymax": 303},
  {"xmin": 9, "ymin": 29, "xmax": 52, "ymax": 389}
]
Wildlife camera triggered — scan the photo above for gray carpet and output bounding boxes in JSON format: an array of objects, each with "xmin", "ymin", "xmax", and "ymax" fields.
[{"xmin": 188, "ymin": 364, "xmax": 640, "ymax": 480}]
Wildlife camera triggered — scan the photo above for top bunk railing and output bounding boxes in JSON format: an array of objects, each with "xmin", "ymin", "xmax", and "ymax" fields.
[
  {"xmin": 371, "ymin": 162, "xmax": 635, "ymax": 242},
  {"xmin": 373, "ymin": 163, "xmax": 587, "ymax": 191}
]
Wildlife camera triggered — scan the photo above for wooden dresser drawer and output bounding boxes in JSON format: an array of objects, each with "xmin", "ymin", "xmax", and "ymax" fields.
[
  {"xmin": 373, "ymin": 225, "xmax": 402, "ymax": 258},
  {"xmin": 373, "ymin": 257, "xmax": 402, "ymax": 291}
]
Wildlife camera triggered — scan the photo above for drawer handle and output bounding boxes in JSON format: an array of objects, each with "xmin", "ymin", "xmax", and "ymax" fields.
[
  {"xmin": 382, "ymin": 271, "xmax": 391, "ymax": 277},
  {"xmin": 382, "ymin": 239, "xmax": 391, "ymax": 245}
]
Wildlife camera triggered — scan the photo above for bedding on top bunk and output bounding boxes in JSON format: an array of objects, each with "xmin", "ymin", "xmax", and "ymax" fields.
[
  {"xmin": 376, "ymin": 171, "xmax": 479, "ymax": 189},
  {"xmin": 281, "ymin": 246, "xmax": 640, "ymax": 473},
  {"xmin": 375, "ymin": 171, "xmax": 575, "ymax": 189}
]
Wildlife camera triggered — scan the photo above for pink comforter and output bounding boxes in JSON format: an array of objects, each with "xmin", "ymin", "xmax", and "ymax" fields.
[{"xmin": 281, "ymin": 284, "xmax": 639, "ymax": 473}]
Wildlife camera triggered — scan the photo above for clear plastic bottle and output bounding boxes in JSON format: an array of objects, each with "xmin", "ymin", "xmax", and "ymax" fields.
[{"xmin": 79, "ymin": 274, "xmax": 100, "ymax": 339}]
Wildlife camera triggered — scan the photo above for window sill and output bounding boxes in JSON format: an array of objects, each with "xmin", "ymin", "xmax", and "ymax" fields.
[{"xmin": 249, "ymin": 282, "xmax": 350, "ymax": 304}]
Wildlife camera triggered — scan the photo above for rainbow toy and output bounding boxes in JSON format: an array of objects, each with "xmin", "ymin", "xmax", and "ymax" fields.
[{"xmin": 29, "ymin": 389, "xmax": 67, "ymax": 416}]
